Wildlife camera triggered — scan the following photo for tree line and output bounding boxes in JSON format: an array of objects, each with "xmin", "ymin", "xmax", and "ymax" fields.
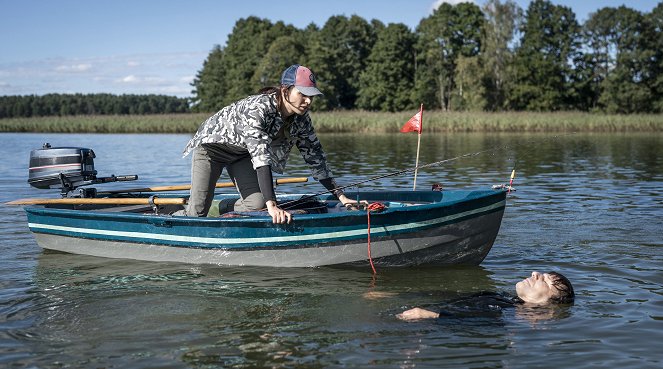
[
  {"xmin": 192, "ymin": 0, "xmax": 663, "ymax": 114},
  {"xmin": 2, "ymin": 0, "xmax": 661, "ymax": 118},
  {"xmin": 0, "ymin": 93, "xmax": 190, "ymax": 119}
]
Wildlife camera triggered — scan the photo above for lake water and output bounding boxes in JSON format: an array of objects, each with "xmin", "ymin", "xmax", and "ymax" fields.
[{"xmin": 1, "ymin": 132, "xmax": 662, "ymax": 368}]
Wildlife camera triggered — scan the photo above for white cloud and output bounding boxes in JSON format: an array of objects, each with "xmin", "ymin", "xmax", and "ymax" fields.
[
  {"xmin": 120, "ymin": 75, "xmax": 138, "ymax": 83},
  {"xmin": 0, "ymin": 51, "xmax": 207, "ymax": 97},
  {"xmin": 430, "ymin": 0, "xmax": 476, "ymax": 13},
  {"xmin": 116, "ymin": 74, "xmax": 169, "ymax": 85},
  {"xmin": 55, "ymin": 63, "xmax": 92, "ymax": 72}
]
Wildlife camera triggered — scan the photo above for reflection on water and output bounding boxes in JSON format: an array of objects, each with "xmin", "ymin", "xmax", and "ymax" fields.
[
  {"xmin": 29, "ymin": 251, "xmax": 502, "ymax": 368},
  {"xmin": 1, "ymin": 132, "xmax": 662, "ymax": 368}
]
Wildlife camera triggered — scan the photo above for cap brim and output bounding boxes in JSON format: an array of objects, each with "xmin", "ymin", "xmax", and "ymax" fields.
[{"xmin": 295, "ymin": 86, "xmax": 323, "ymax": 96}]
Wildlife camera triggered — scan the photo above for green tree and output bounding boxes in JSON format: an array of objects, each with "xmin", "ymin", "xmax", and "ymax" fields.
[
  {"xmin": 508, "ymin": 0, "xmax": 582, "ymax": 111},
  {"xmin": 481, "ymin": 0, "xmax": 523, "ymax": 110},
  {"xmin": 595, "ymin": 6, "xmax": 657, "ymax": 113},
  {"xmin": 356, "ymin": 23, "xmax": 415, "ymax": 112},
  {"xmin": 190, "ymin": 45, "xmax": 226, "ymax": 112},
  {"xmin": 650, "ymin": 2, "xmax": 663, "ymax": 112},
  {"xmin": 221, "ymin": 17, "xmax": 277, "ymax": 104},
  {"xmin": 251, "ymin": 35, "xmax": 307, "ymax": 88},
  {"xmin": 583, "ymin": 7, "xmax": 619, "ymax": 109},
  {"xmin": 192, "ymin": 17, "xmax": 301, "ymax": 110},
  {"xmin": 307, "ymin": 15, "xmax": 379, "ymax": 110},
  {"xmin": 0, "ymin": 93, "xmax": 189, "ymax": 117},
  {"xmin": 296, "ymin": 23, "xmax": 320, "ymax": 67},
  {"xmin": 414, "ymin": 2, "xmax": 485, "ymax": 111},
  {"xmin": 452, "ymin": 55, "xmax": 487, "ymax": 110}
]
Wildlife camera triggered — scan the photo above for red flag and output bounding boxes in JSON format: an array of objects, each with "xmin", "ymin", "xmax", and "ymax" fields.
[{"xmin": 400, "ymin": 105, "xmax": 423, "ymax": 133}]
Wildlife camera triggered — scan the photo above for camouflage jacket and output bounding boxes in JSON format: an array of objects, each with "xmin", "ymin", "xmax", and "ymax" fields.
[{"xmin": 182, "ymin": 93, "xmax": 333, "ymax": 180}]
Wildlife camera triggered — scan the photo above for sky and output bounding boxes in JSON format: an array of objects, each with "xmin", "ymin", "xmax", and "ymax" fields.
[{"xmin": 0, "ymin": 0, "xmax": 659, "ymax": 98}]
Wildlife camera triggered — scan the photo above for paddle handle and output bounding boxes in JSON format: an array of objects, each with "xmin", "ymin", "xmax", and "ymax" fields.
[
  {"xmin": 6, "ymin": 177, "xmax": 310, "ymax": 205},
  {"xmin": 6, "ymin": 197, "xmax": 187, "ymax": 206},
  {"xmin": 98, "ymin": 177, "xmax": 309, "ymax": 194},
  {"xmin": 274, "ymin": 177, "xmax": 309, "ymax": 185}
]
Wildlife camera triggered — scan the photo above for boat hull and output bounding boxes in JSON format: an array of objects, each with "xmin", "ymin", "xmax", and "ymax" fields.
[{"xmin": 24, "ymin": 190, "xmax": 507, "ymax": 267}]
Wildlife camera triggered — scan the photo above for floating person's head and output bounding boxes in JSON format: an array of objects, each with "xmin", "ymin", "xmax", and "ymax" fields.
[{"xmin": 515, "ymin": 271, "xmax": 575, "ymax": 305}]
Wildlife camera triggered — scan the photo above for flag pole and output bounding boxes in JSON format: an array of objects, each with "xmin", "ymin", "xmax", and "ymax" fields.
[
  {"xmin": 412, "ymin": 104, "xmax": 423, "ymax": 191},
  {"xmin": 508, "ymin": 169, "xmax": 516, "ymax": 194}
]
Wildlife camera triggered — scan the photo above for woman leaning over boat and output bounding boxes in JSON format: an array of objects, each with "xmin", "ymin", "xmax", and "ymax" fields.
[{"xmin": 176, "ymin": 64, "xmax": 359, "ymax": 224}]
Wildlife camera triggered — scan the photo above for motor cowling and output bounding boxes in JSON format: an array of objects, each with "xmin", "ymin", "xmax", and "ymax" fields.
[
  {"xmin": 27, "ymin": 143, "xmax": 137, "ymax": 197},
  {"xmin": 28, "ymin": 143, "xmax": 97, "ymax": 190}
]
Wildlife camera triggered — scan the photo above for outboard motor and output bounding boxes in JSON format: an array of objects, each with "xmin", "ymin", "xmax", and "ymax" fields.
[{"xmin": 28, "ymin": 143, "xmax": 137, "ymax": 198}]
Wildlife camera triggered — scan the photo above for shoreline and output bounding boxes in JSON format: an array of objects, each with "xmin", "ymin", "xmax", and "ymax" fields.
[{"xmin": 1, "ymin": 111, "xmax": 662, "ymax": 133}]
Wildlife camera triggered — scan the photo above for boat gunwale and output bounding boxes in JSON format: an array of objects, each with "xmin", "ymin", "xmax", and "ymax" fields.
[{"xmin": 23, "ymin": 189, "xmax": 507, "ymax": 225}]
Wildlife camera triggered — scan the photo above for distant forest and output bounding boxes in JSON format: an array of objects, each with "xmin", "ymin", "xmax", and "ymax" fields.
[
  {"xmin": 0, "ymin": 94, "xmax": 190, "ymax": 119},
  {"xmin": 2, "ymin": 0, "xmax": 662, "ymax": 118}
]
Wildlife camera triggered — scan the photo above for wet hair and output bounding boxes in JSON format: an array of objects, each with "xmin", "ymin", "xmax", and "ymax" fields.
[{"xmin": 547, "ymin": 272, "xmax": 575, "ymax": 304}]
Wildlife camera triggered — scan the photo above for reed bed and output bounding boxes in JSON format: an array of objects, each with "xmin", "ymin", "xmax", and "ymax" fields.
[
  {"xmin": 0, "ymin": 114, "xmax": 208, "ymax": 133},
  {"xmin": 313, "ymin": 110, "xmax": 663, "ymax": 133},
  {"xmin": 1, "ymin": 111, "xmax": 661, "ymax": 133}
]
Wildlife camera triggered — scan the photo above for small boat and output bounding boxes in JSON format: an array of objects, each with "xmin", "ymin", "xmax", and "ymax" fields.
[
  {"xmin": 11, "ymin": 144, "xmax": 508, "ymax": 267},
  {"xmin": 20, "ymin": 190, "xmax": 506, "ymax": 267}
]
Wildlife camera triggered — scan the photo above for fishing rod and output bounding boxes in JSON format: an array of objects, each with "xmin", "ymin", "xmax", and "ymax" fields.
[
  {"xmin": 278, "ymin": 145, "xmax": 507, "ymax": 210},
  {"xmin": 278, "ymin": 132, "xmax": 576, "ymax": 210}
]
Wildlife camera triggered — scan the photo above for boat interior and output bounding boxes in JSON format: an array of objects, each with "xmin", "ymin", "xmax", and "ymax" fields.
[{"xmin": 33, "ymin": 194, "xmax": 431, "ymax": 217}]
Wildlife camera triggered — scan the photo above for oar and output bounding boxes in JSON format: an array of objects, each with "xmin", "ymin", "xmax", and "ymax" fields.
[
  {"xmin": 6, "ymin": 177, "xmax": 309, "ymax": 206},
  {"xmin": 6, "ymin": 197, "xmax": 187, "ymax": 206},
  {"xmin": 97, "ymin": 177, "xmax": 309, "ymax": 195}
]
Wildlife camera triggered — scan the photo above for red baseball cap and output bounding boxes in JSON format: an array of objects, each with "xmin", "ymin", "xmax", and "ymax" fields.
[{"xmin": 281, "ymin": 64, "xmax": 323, "ymax": 96}]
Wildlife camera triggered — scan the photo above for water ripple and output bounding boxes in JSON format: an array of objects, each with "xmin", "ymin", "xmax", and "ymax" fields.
[{"xmin": 1, "ymin": 132, "xmax": 662, "ymax": 368}]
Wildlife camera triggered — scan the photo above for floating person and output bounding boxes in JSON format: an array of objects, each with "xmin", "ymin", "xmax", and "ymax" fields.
[
  {"xmin": 176, "ymin": 64, "xmax": 360, "ymax": 223},
  {"xmin": 397, "ymin": 271, "xmax": 575, "ymax": 320}
]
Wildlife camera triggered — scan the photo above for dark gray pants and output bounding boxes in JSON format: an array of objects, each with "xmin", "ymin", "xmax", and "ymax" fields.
[{"xmin": 179, "ymin": 144, "xmax": 265, "ymax": 217}]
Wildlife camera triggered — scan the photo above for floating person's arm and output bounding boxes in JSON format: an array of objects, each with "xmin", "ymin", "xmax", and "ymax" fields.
[{"xmin": 397, "ymin": 307, "xmax": 440, "ymax": 320}]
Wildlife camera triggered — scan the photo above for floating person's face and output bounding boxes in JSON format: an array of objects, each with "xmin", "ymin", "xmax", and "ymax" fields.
[{"xmin": 515, "ymin": 271, "xmax": 563, "ymax": 304}]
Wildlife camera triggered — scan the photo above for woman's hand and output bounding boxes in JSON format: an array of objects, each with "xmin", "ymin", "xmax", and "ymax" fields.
[
  {"xmin": 266, "ymin": 200, "xmax": 292, "ymax": 224},
  {"xmin": 338, "ymin": 194, "xmax": 368, "ymax": 206}
]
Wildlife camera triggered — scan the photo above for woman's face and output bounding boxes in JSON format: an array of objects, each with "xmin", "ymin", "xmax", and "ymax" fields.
[
  {"xmin": 283, "ymin": 87, "xmax": 313, "ymax": 116},
  {"xmin": 515, "ymin": 271, "xmax": 561, "ymax": 304}
]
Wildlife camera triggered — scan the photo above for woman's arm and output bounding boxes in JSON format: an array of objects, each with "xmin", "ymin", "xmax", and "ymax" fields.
[{"xmin": 256, "ymin": 165, "xmax": 291, "ymax": 224}]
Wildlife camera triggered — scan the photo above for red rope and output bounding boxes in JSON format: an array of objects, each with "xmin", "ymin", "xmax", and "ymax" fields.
[{"xmin": 366, "ymin": 202, "xmax": 386, "ymax": 274}]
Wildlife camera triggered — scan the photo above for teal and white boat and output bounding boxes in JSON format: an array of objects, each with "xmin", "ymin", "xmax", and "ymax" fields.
[
  {"xmin": 12, "ymin": 144, "xmax": 508, "ymax": 267},
  {"xmin": 19, "ymin": 189, "xmax": 507, "ymax": 267}
]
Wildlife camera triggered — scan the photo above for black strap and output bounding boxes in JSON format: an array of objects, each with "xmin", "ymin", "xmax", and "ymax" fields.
[
  {"xmin": 256, "ymin": 165, "xmax": 277, "ymax": 202},
  {"xmin": 320, "ymin": 177, "xmax": 344, "ymax": 199}
]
